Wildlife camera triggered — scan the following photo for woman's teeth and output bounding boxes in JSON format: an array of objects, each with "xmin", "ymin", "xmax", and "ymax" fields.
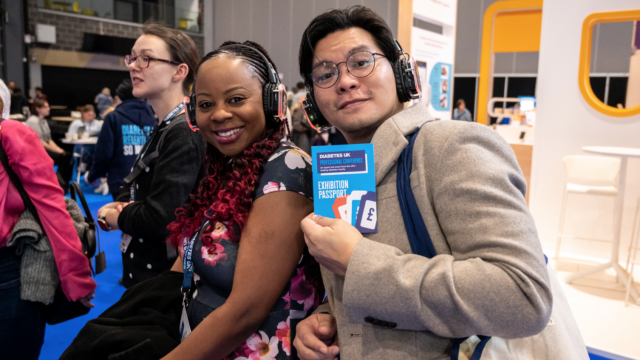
[{"xmin": 217, "ymin": 128, "xmax": 241, "ymax": 137}]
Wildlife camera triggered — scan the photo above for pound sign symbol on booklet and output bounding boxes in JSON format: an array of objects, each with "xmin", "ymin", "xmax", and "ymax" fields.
[{"xmin": 367, "ymin": 207, "xmax": 375, "ymax": 221}]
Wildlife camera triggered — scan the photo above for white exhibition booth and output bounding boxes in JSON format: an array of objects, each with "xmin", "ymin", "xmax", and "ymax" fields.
[{"xmin": 530, "ymin": 0, "xmax": 640, "ymax": 358}]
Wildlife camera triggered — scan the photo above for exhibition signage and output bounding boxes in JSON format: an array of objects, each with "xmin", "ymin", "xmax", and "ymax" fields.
[{"xmin": 411, "ymin": 0, "xmax": 458, "ymax": 120}]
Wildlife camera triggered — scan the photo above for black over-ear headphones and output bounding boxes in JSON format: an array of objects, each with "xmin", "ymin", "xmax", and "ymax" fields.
[
  {"xmin": 302, "ymin": 40, "xmax": 422, "ymax": 132},
  {"xmin": 184, "ymin": 44, "xmax": 287, "ymax": 129}
]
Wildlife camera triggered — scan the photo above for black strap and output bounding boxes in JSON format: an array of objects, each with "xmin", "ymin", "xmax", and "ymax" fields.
[
  {"xmin": 0, "ymin": 133, "xmax": 43, "ymax": 229},
  {"xmin": 69, "ymin": 182, "xmax": 95, "ymax": 223},
  {"xmin": 123, "ymin": 116, "xmax": 184, "ymax": 184}
]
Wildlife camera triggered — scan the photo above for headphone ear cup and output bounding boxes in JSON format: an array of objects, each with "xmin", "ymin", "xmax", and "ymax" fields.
[
  {"xmin": 393, "ymin": 59, "xmax": 410, "ymax": 103},
  {"xmin": 186, "ymin": 94, "xmax": 197, "ymax": 127},
  {"xmin": 302, "ymin": 86, "xmax": 330, "ymax": 131},
  {"xmin": 262, "ymin": 83, "xmax": 275, "ymax": 121}
]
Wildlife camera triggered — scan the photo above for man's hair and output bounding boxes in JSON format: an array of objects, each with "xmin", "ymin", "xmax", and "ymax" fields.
[
  {"xmin": 116, "ymin": 79, "xmax": 135, "ymax": 101},
  {"xmin": 455, "ymin": 99, "xmax": 465, "ymax": 109},
  {"xmin": 296, "ymin": 81, "xmax": 305, "ymax": 90},
  {"xmin": 35, "ymin": 86, "xmax": 43, "ymax": 92},
  {"xmin": 81, "ymin": 104, "xmax": 94, "ymax": 113},
  {"xmin": 298, "ymin": 6, "xmax": 398, "ymax": 86},
  {"xmin": 34, "ymin": 99, "xmax": 47, "ymax": 109},
  {"xmin": 141, "ymin": 23, "xmax": 200, "ymax": 95}
]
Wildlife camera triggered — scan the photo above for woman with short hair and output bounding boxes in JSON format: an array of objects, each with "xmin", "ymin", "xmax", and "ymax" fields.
[{"xmin": 25, "ymin": 99, "xmax": 74, "ymax": 192}]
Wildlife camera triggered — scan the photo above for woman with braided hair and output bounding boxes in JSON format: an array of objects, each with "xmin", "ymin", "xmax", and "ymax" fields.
[
  {"xmin": 158, "ymin": 40, "xmax": 323, "ymax": 360},
  {"xmin": 63, "ymin": 40, "xmax": 322, "ymax": 360}
]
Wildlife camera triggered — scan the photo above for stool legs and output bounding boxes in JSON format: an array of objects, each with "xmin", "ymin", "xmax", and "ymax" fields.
[
  {"xmin": 625, "ymin": 200, "xmax": 640, "ymax": 306},
  {"xmin": 555, "ymin": 188, "xmax": 570, "ymax": 266}
]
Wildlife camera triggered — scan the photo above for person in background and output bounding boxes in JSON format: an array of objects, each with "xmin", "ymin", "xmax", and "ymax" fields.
[
  {"xmin": 10, "ymin": 87, "xmax": 29, "ymax": 116},
  {"xmin": 87, "ymin": 79, "xmax": 156, "ymax": 201},
  {"xmin": 101, "ymin": 92, "xmax": 123, "ymax": 118},
  {"xmin": 68, "ymin": 104, "xmax": 104, "ymax": 136},
  {"xmin": 97, "ymin": 23, "xmax": 206, "ymax": 288},
  {"xmin": 286, "ymin": 85, "xmax": 295, "ymax": 108},
  {"xmin": 28, "ymin": 87, "xmax": 47, "ymax": 106},
  {"xmin": 68, "ymin": 105, "xmax": 104, "ymax": 175},
  {"xmin": 0, "ymin": 79, "xmax": 10, "ymax": 119},
  {"xmin": 95, "ymin": 87, "xmax": 114, "ymax": 118},
  {"xmin": 291, "ymin": 96, "xmax": 312, "ymax": 154},
  {"xmin": 33, "ymin": 87, "xmax": 47, "ymax": 103},
  {"xmin": 7, "ymin": 81, "xmax": 15, "ymax": 94},
  {"xmin": 453, "ymin": 98, "xmax": 472, "ymax": 122},
  {"xmin": 292, "ymin": 81, "xmax": 307, "ymax": 107},
  {"xmin": 25, "ymin": 100, "xmax": 74, "ymax": 192},
  {"xmin": 1, "ymin": 97, "xmax": 96, "ymax": 360}
]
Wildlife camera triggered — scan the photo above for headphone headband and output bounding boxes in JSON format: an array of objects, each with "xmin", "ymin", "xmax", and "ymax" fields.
[
  {"xmin": 220, "ymin": 44, "xmax": 280, "ymax": 85},
  {"xmin": 184, "ymin": 43, "xmax": 287, "ymax": 129}
]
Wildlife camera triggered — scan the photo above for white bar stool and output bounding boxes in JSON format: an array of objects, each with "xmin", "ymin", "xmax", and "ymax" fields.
[
  {"xmin": 555, "ymin": 155, "xmax": 621, "ymax": 264},
  {"xmin": 624, "ymin": 198, "xmax": 640, "ymax": 306}
]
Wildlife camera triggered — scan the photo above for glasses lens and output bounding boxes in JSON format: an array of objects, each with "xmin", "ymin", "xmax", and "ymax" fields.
[
  {"xmin": 124, "ymin": 55, "xmax": 132, "ymax": 66},
  {"xmin": 312, "ymin": 62, "xmax": 339, "ymax": 88},
  {"xmin": 139, "ymin": 56, "xmax": 150, "ymax": 68},
  {"xmin": 347, "ymin": 52, "xmax": 375, "ymax": 78}
]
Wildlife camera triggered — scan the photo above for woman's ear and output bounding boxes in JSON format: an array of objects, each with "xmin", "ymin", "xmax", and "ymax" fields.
[{"xmin": 173, "ymin": 63, "xmax": 189, "ymax": 83}]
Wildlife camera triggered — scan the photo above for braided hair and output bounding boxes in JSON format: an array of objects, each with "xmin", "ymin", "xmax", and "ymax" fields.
[{"xmin": 167, "ymin": 41, "xmax": 287, "ymax": 248}]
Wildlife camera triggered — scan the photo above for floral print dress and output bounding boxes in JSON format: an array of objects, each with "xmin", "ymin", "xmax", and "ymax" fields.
[{"xmin": 186, "ymin": 141, "xmax": 323, "ymax": 360}]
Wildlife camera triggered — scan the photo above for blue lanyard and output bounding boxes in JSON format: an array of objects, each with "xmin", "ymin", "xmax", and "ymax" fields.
[
  {"xmin": 182, "ymin": 219, "xmax": 207, "ymax": 292},
  {"xmin": 137, "ymin": 103, "xmax": 184, "ymax": 162}
]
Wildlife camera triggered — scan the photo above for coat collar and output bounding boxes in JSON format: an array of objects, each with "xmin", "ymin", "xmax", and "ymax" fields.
[{"xmin": 370, "ymin": 102, "xmax": 433, "ymax": 185}]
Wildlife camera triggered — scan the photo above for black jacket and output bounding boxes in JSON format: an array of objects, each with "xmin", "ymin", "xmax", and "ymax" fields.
[
  {"xmin": 88, "ymin": 99, "xmax": 157, "ymax": 192},
  {"xmin": 116, "ymin": 113, "xmax": 206, "ymax": 287}
]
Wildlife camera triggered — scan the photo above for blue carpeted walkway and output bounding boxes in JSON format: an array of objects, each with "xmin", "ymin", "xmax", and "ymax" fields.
[{"xmin": 39, "ymin": 182, "xmax": 126, "ymax": 360}]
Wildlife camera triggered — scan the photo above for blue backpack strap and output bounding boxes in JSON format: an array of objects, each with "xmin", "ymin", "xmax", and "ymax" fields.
[{"xmin": 396, "ymin": 123, "xmax": 437, "ymax": 258}]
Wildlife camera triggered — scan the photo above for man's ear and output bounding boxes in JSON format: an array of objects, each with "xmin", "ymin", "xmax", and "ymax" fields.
[{"xmin": 173, "ymin": 63, "xmax": 189, "ymax": 83}]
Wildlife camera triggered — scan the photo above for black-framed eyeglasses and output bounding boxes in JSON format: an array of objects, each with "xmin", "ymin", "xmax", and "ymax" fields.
[
  {"xmin": 310, "ymin": 51, "xmax": 385, "ymax": 89},
  {"xmin": 124, "ymin": 55, "xmax": 181, "ymax": 69}
]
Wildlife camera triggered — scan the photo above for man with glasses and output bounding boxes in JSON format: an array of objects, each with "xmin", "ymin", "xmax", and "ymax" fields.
[{"xmin": 292, "ymin": 6, "xmax": 582, "ymax": 360}]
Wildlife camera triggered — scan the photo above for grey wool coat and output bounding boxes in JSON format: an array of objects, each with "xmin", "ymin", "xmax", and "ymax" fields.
[{"xmin": 316, "ymin": 102, "xmax": 558, "ymax": 359}]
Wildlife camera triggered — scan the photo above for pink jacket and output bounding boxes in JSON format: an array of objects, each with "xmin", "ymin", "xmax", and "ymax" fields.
[{"xmin": 0, "ymin": 119, "xmax": 96, "ymax": 301}]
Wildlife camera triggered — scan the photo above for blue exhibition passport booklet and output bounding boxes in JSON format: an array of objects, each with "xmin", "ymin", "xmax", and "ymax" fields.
[{"xmin": 311, "ymin": 144, "xmax": 377, "ymax": 233}]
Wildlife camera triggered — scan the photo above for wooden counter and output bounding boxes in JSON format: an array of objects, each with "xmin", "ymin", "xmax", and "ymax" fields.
[{"xmin": 509, "ymin": 143, "xmax": 533, "ymax": 204}]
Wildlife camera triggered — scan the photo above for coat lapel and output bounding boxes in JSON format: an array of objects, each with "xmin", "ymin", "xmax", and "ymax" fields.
[{"xmin": 371, "ymin": 102, "xmax": 434, "ymax": 185}]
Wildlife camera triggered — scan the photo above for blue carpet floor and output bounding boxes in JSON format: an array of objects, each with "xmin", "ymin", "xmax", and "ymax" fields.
[
  {"xmin": 35, "ymin": 182, "xmax": 615, "ymax": 360},
  {"xmin": 39, "ymin": 181, "xmax": 126, "ymax": 360}
]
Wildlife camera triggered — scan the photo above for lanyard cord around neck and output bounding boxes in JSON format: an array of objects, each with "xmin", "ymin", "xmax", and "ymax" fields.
[{"xmin": 129, "ymin": 103, "xmax": 185, "ymax": 201}]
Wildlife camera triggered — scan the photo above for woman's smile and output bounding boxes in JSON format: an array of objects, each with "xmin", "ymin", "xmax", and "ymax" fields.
[{"xmin": 213, "ymin": 126, "xmax": 245, "ymax": 144}]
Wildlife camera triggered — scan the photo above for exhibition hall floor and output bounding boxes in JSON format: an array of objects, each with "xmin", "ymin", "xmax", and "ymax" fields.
[{"xmin": 551, "ymin": 256, "xmax": 640, "ymax": 360}]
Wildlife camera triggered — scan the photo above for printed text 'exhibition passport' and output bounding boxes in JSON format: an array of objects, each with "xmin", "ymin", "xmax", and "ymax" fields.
[{"xmin": 312, "ymin": 144, "xmax": 377, "ymax": 233}]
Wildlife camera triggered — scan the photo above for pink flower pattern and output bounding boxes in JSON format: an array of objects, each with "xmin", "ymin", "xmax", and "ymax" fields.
[
  {"xmin": 276, "ymin": 317, "xmax": 291, "ymax": 356},
  {"xmin": 234, "ymin": 331, "xmax": 279, "ymax": 360},
  {"xmin": 263, "ymin": 181, "xmax": 287, "ymax": 194},
  {"xmin": 290, "ymin": 268, "xmax": 317, "ymax": 311},
  {"xmin": 201, "ymin": 243, "xmax": 227, "ymax": 266}
]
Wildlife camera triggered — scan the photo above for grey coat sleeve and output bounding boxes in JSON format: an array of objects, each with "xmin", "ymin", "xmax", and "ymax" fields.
[{"xmin": 341, "ymin": 123, "xmax": 552, "ymax": 339}]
